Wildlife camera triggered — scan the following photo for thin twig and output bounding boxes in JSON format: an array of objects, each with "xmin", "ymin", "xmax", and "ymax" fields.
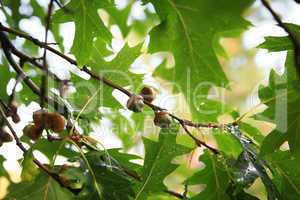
[
  {"xmin": 41, "ymin": 0, "xmax": 55, "ymax": 108},
  {"xmin": 82, "ymin": 66, "xmax": 133, "ymax": 97},
  {"xmin": 0, "ymin": 101, "xmax": 26, "ymax": 152},
  {"xmin": 10, "ymin": 45, "xmax": 63, "ymax": 82},
  {"xmin": 180, "ymin": 122, "xmax": 219, "ymax": 154},
  {"xmin": 9, "ymin": 74, "xmax": 21, "ymax": 104},
  {"xmin": 0, "ymin": 25, "xmax": 62, "ymax": 82},
  {"xmin": 0, "ymin": 23, "xmax": 77, "ymax": 65},
  {"xmin": 53, "ymin": 0, "xmax": 71, "ymax": 13},
  {"xmin": 0, "ymin": 31, "xmax": 69, "ymax": 118},
  {"xmin": 261, "ymin": 0, "xmax": 300, "ymax": 74},
  {"xmin": 164, "ymin": 190, "xmax": 187, "ymax": 199}
]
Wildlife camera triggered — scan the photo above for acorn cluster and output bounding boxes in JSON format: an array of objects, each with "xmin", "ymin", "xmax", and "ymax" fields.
[
  {"xmin": 23, "ymin": 110, "xmax": 65, "ymax": 141},
  {"xmin": 126, "ymin": 86, "xmax": 172, "ymax": 128},
  {"xmin": 0, "ymin": 128, "xmax": 13, "ymax": 147}
]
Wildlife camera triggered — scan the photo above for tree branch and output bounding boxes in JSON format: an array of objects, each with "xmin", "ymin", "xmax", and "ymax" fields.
[
  {"xmin": 0, "ymin": 31, "xmax": 69, "ymax": 118},
  {"xmin": 261, "ymin": 0, "xmax": 300, "ymax": 74},
  {"xmin": 0, "ymin": 23, "xmax": 221, "ymax": 154},
  {"xmin": 4, "ymin": 33, "xmax": 62, "ymax": 82}
]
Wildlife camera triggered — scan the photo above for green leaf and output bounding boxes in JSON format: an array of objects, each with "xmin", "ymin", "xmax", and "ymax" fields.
[
  {"xmin": 2, "ymin": 0, "xmax": 23, "ymax": 28},
  {"xmin": 187, "ymin": 150, "xmax": 230, "ymax": 200},
  {"xmin": 258, "ymin": 23, "xmax": 300, "ymax": 52},
  {"xmin": 148, "ymin": 0, "xmax": 254, "ymax": 121},
  {"xmin": 103, "ymin": 0, "xmax": 132, "ymax": 37},
  {"xmin": 69, "ymin": 44, "xmax": 143, "ymax": 117},
  {"xmin": 266, "ymin": 150, "xmax": 300, "ymax": 200},
  {"xmin": 0, "ymin": 155, "xmax": 8, "ymax": 177},
  {"xmin": 134, "ymin": 123, "xmax": 191, "ymax": 199},
  {"xmin": 225, "ymin": 124, "xmax": 280, "ymax": 200},
  {"xmin": 226, "ymin": 183, "xmax": 260, "ymax": 200},
  {"xmin": 213, "ymin": 129, "xmax": 243, "ymax": 159},
  {"xmin": 104, "ymin": 111, "xmax": 146, "ymax": 151},
  {"xmin": 239, "ymin": 122, "xmax": 264, "ymax": 145},
  {"xmin": 59, "ymin": 167, "xmax": 87, "ymax": 191},
  {"xmin": 195, "ymin": 99, "xmax": 233, "ymax": 123},
  {"xmin": 258, "ymin": 36, "xmax": 292, "ymax": 52},
  {"xmin": 105, "ymin": 148, "xmax": 142, "ymax": 171},
  {"xmin": 53, "ymin": 0, "xmax": 112, "ymax": 65},
  {"xmin": 88, "ymin": 44, "xmax": 143, "ymax": 86},
  {"xmin": 257, "ymin": 23, "xmax": 300, "ymax": 154},
  {"xmin": 81, "ymin": 150, "xmax": 139, "ymax": 200},
  {"xmin": 31, "ymin": 138, "xmax": 79, "ymax": 160},
  {"xmin": 260, "ymin": 130, "xmax": 286, "ymax": 156},
  {"xmin": 5, "ymin": 173, "xmax": 74, "ymax": 200},
  {"xmin": 30, "ymin": 0, "xmax": 65, "ymax": 53},
  {"xmin": 0, "ymin": 62, "xmax": 12, "ymax": 101},
  {"xmin": 21, "ymin": 148, "xmax": 39, "ymax": 181}
]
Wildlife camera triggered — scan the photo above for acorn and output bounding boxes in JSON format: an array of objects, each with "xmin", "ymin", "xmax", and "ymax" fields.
[
  {"xmin": 140, "ymin": 86, "xmax": 156, "ymax": 103},
  {"xmin": 23, "ymin": 124, "xmax": 43, "ymax": 141},
  {"xmin": 33, "ymin": 109, "xmax": 51, "ymax": 129},
  {"xmin": 0, "ymin": 130, "xmax": 13, "ymax": 142},
  {"xmin": 12, "ymin": 114, "xmax": 21, "ymax": 123},
  {"xmin": 126, "ymin": 95, "xmax": 144, "ymax": 112},
  {"xmin": 0, "ymin": 129, "xmax": 13, "ymax": 146},
  {"xmin": 154, "ymin": 111, "xmax": 172, "ymax": 128},
  {"xmin": 33, "ymin": 110, "xmax": 65, "ymax": 133},
  {"xmin": 48, "ymin": 112, "xmax": 65, "ymax": 133}
]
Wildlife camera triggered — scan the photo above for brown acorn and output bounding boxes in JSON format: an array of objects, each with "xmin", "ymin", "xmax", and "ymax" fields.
[
  {"xmin": 140, "ymin": 87, "xmax": 156, "ymax": 103},
  {"xmin": 154, "ymin": 111, "xmax": 172, "ymax": 128},
  {"xmin": 0, "ymin": 129, "xmax": 13, "ymax": 145},
  {"xmin": 12, "ymin": 114, "xmax": 21, "ymax": 123},
  {"xmin": 33, "ymin": 109, "xmax": 51, "ymax": 129},
  {"xmin": 23, "ymin": 124, "xmax": 43, "ymax": 141},
  {"xmin": 48, "ymin": 112, "xmax": 65, "ymax": 133},
  {"xmin": 126, "ymin": 95, "xmax": 144, "ymax": 112},
  {"xmin": 0, "ymin": 130, "xmax": 13, "ymax": 142}
]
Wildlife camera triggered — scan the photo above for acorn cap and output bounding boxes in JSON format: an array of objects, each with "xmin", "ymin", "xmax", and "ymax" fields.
[
  {"xmin": 140, "ymin": 87, "xmax": 156, "ymax": 103},
  {"xmin": 126, "ymin": 95, "xmax": 144, "ymax": 112},
  {"xmin": 154, "ymin": 111, "xmax": 172, "ymax": 128}
]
